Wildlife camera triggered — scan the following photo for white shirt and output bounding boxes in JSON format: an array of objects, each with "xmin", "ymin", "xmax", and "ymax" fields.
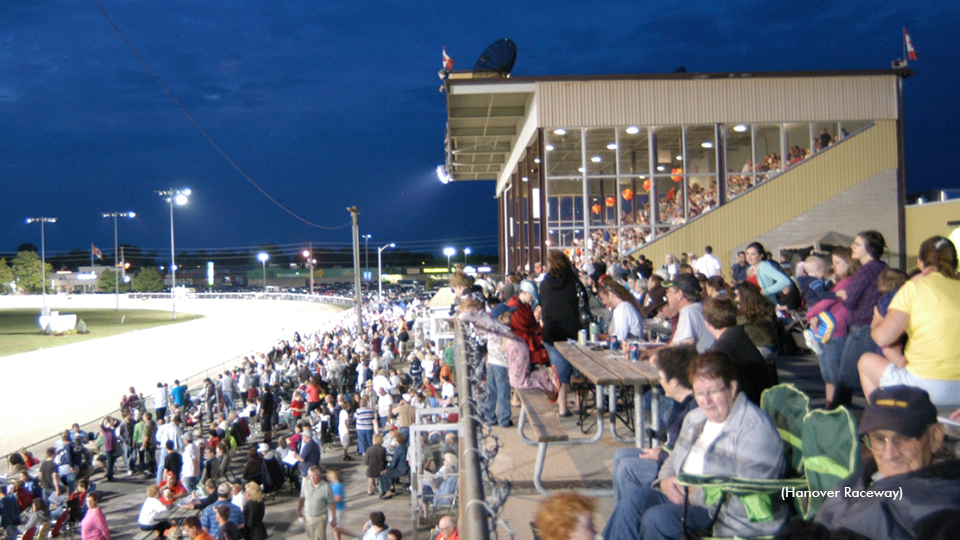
[
  {"xmin": 611, "ymin": 301, "xmax": 643, "ymax": 341},
  {"xmin": 693, "ymin": 254, "xmax": 722, "ymax": 278},
  {"xmin": 156, "ymin": 423, "xmax": 182, "ymax": 451},
  {"xmin": 682, "ymin": 420, "xmax": 725, "ymax": 474},
  {"xmin": 237, "ymin": 373, "xmax": 250, "ymax": 392},
  {"xmin": 672, "ymin": 303, "xmax": 716, "ymax": 353},
  {"xmin": 181, "ymin": 442, "xmax": 199, "ymax": 478},
  {"xmin": 377, "ymin": 394, "xmax": 394, "ymax": 417},
  {"xmin": 154, "ymin": 388, "xmax": 169, "ymax": 409},
  {"xmin": 372, "ymin": 374, "xmax": 392, "ymax": 396},
  {"xmin": 138, "ymin": 497, "xmax": 167, "ymax": 526}
]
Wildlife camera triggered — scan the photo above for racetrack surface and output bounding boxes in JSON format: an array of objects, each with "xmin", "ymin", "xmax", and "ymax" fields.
[{"xmin": 0, "ymin": 294, "xmax": 346, "ymax": 457}]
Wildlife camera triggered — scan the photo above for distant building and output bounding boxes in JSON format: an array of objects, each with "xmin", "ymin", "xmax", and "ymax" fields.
[{"xmin": 441, "ymin": 68, "xmax": 912, "ymax": 271}]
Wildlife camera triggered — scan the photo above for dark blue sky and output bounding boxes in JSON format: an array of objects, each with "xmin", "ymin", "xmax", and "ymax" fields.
[{"xmin": 2, "ymin": 1, "xmax": 957, "ymax": 262}]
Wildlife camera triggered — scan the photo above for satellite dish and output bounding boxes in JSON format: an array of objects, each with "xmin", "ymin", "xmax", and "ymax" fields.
[{"xmin": 474, "ymin": 38, "xmax": 517, "ymax": 77}]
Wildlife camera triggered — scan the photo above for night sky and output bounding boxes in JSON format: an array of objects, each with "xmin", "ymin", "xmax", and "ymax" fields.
[{"xmin": 2, "ymin": 1, "xmax": 957, "ymax": 265}]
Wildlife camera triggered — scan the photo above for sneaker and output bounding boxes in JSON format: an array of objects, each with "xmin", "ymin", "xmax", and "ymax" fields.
[{"xmin": 803, "ymin": 329, "xmax": 823, "ymax": 356}]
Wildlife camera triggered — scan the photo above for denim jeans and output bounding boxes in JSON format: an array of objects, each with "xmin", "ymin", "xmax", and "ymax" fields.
[
  {"xmin": 818, "ymin": 335, "xmax": 846, "ymax": 386},
  {"xmin": 156, "ymin": 447, "xmax": 168, "ymax": 484},
  {"xmin": 544, "ymin": 342, "xmax": 574, "ymax": 384},
  {"xmin": 602, "ymin": 486, "xmax": 712, "ymax": 540},
  {"xmin": 612, "ymin": 447, "xmax": 660, "ymax": 505},
  {"xmin": 357, "ymin": 429, "xmax": 373, "ymax": 455},
  {"xmin": 485, "ymin": 365, "xmax": 512, "ymax": 426},
  {"xmin": 838, "ymin": 324, "xmax": 874, "ymax": 389},
  {"xmin": 223, "ymin": 391, "xmax": 235, "ymax": 413}
]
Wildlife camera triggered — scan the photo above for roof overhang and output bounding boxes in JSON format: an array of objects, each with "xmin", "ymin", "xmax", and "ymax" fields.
[{"xmin": 444, "ymin": 79, "xmax": 536, "ymax": 183}]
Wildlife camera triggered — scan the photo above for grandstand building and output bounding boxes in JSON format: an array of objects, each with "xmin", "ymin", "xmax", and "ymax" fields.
[{"xmin": 441, "ymin": 69, "xmax": 919, "ymax": 270}]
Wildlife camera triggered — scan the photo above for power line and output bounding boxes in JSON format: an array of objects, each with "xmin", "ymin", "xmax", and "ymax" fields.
[{"xmin": 89, "ymin": 0, "xmax": 349, "ymax": 231}]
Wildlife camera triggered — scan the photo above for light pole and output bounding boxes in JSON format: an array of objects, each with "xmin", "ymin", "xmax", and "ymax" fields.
[
  {"xmin": 157, "ymin": 188, "xmax": 190, "ymax": 320},
  {"xmin": 443, "ymin": 246, "xmax": 456, "ymax": 271},
  {"xmin": 258, "ymin": 252, "xmax": 269, "ymax": 290},
  {"xmin": 302, "ymin": 248, "xmax": 316, "ymax": 294},
  {"xmin": 463, "ymin": 247, "xmax": 472, "ymax": 265},
  {"xmin": 26, "ymin": 217, "xmax": 57, "ymax": 314},
  {"xmin": 102, "ymin": 211, "xmax": 135, "ymax": 310},
  {"xmin": 377, "ymin": 242, "xmax": 395, "ymax": 302},
  {"xmin": 362, "ymin": 234, "xmax": 372, "ymax": 279}
]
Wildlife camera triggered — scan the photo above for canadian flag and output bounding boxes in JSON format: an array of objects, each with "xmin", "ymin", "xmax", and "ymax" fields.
[
  {"xmin": 92, "ymin": 244, "xmax": 104, "ymax": 260},
  {"xmin": 442, "ymin": 47, "xmax": 455, "ymax": 71},
  {"xmin": 904, "ymin": 28, "xmax": 918, "ymax": 61}
]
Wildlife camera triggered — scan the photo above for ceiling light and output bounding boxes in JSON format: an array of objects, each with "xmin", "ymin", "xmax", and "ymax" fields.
[
  {"xmin": 553, "ymin": 128, "xmax": 566, "ymax": 136},
  {"xmin": 522, "ymin": 176, "xmax": 529, "ymax": 182},
  {"xmin": 606, "ymin": 143, "xmax": 617, "ymax": 150},
  {"xmin": 591, "ymin": 156, "xmax": 602, "ymax": 163},
  {"xmin": 734, "ymin": 124, "xmax": 748, "ymax": 132},
  {"xmin": 625, "ymin": 126, "xmax": 640, "ymax": 135},
  {"xmin": 546, "ymin": 144, "xmax": 554, "ymax": 151},
  {"xmin": 676, "ymin": 155, "xmax": 683, "ymax": 160},
  {"xmin": 534, "ymin": 157, "xmax": 541, "ymax": 163},
  {"xmin": 578, "ymin": 167, "xmax": 585, "ymax": 173},
  {"xmin": 701, "ymin": 141, "xmax": 714, "ymax": 149},
  {"xmin": 657, "ymin": 165, "xmax": 666, "ymax": 172}
]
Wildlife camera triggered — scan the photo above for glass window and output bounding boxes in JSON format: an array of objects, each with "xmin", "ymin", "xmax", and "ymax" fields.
[
  {"xmin": 618, "ymin": 126, "xmax": 649, "ymax": 176},
  {"xmin": 587, "ymin": 177, "xmax": 617, "ymax": 227},
  {"xmin": 813, "ymin": 122, "xmax": 838, "ymax": 153},
  {"xmin": 589, "ymin": 228, "xmax": 619, "ymax": 262},
  {"xmin": 547, "ymin": 178, "xmax": 583, "ymax": 226},
  {"xmin": 784, "ymin": 123, "xmax": 811, "ymax": 168},
  {"xmin": 618, "ymin": 177, "xmax": 651, "ymax": 227},
  {"xmin": 688, "ymin": 175, "xmax": 718, "ymax": 219},
  {"xmin": 754, "ymin": 124, "xmax": 782, "ymax": 184},
  {"xmin": 652, "ymin": 126, "xmax": 682, "ymax": 175},
  {"xmin": 620, "ymin": 226, "xmax": 651, "ymax": 253},
  {"xmin": 585, "ymin": 128, "xmax": 618, "ymax": 176},
  {"xmin": 654, "ymin": 173, "xmax": 684, "ymax": 229},
  {"xmin": 840, "ymin": 120, "xmax": 872, "ymax": 139},
  {"xmin": 725, "ymin": 124, "xmax": 754, "ymax": 200},
  {"xmin": 684, "ymin": 125, "xmax": 717, "ymax": 174},
  {"xmin": 546, "ymin": 128, "xmax": 583, "ymax": 177}
]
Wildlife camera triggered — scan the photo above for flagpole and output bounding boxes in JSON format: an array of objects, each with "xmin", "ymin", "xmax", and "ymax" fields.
[
  {"xmin": 91, "ymin": 244, "xmax": 94, "ymax": 268},
  {"xmin": 903, "ymin": 28, "xmax": 907, "ymax": 64}
]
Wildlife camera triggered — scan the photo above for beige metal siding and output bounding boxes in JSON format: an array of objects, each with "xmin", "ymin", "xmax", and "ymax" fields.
[
  {"xmin": 906, "ymin": 200, "xmax": 960, "ymax": 266},
  {"xmin": 632, "ymin": 120, "xmax": 899, "ymax": 268},
  {"xmin": 537, "ymin": 76, "xmax": 898, "ymax": 127}
]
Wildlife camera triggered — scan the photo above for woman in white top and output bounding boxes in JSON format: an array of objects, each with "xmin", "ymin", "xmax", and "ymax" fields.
[
  {"xmin": 137, "ymin": 485, "xmax": 171, "ymax": 538},
  {"xmin": 598, "ymin": 280, "xmax": 644, "ymax": 344}
]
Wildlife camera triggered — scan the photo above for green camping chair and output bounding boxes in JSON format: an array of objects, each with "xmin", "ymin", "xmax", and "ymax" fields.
[
  {"xmin": 795, "ymin": 407, "xmax": 861, "ymax": 519},
  {"xmin": 760, "ymin": 384, "xmax": 811, "ymax": 477}
]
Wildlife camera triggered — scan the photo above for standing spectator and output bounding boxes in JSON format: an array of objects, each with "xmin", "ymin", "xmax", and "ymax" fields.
[
  {"xmin": 833, "ymin": 230, "xmax": 888, "ymax": 408},
  {"xmin": 327, "ymin": 470, "xmax": 351, "ymax": 540},
  {"xmin": 99, "ymin": 417, "xmax": 118, "ymax": 482},
  {"xmin": 539, "ymin": 250, "xmax": 585, "ymax": 417},
  {"xmin": 299, "ymin": 466, "xmax": 336, "ymax": 540},
  {"xmin": 243, "ymin": 483, "xmax": 266, "ymax": 540},
  {"xmin": 181, "ymin": 433, "xmax": 200, "ymax": 492},
  {"xmin": 693, "ymin": 245, "xmax": 722, "ymax": 278},
  {"xmin": 221, "ymin": 371, "xmax": 239, "ymax": 413},
  {"xmin": 364, "ymin": 434, "xmax": 387, "ymax": 496},
  {"xmin": 296, "ymin": 430, "xmax": 321, "ymax": 479},
  {"xmin": 39, "ymin": 447, "xmax": 61, "ymax": 504},
  {"xmin": 338, "ymin": 396, "xmax": 353, "ymax": 461},
  {"xmin": 80, "ymin": 492, "xmax": 110, "ymax": 540},
  {"xmin": 354, "ymin": 398, "xmax": 375, "ymax": 456},
  {"xmin": 805, "ymin": 247, "xmax": 855, "ymax": 406},
  {"xmin": 258, "ymin": 384, "xmax": 276, "ymax": 444},
  {"xmin": 215, "ymin": 505, "xmax": 240, "ymax": 540},
  {"xmin": 140, "ymin": 412, "xmax": 157, "ymax": 477},
  {"xmin": 237, "ymin": 369, "xmax": 251, "ymax": 409},
  {"xmin": 170, "ymin": 380, "xmax": 187, "ymax": 409},
  {"xmin": 154, "ymin": 383, "xmax": 169, "ymax": 422},
  {"xmin": 743, "ymin": 242, "xmax": 792, "ymax": 304}
]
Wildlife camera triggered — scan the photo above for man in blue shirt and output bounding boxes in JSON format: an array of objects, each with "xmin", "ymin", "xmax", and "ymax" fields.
[
  {"xmin": 170, "ymin": 380, "xmax": 188, "ymax": 408},
  {"xmin": 296, "ymin": 430, "xmax": 321, "ymax": 478},
  {"xmin": 200, "ymin": 484, "xmax": 242, "ymax": 538}
]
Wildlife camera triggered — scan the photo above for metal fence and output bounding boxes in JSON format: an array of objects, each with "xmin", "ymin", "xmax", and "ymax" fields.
[{"xmin": 129, "ymin": 291, "xmax": 355, "ymax": 307}]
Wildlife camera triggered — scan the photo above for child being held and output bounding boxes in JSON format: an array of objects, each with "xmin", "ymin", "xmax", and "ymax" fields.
[
  {"xmin": 872, "ymin": 268, "xmax": 909, "ymax": 361},
  {"xmin": 796, "ymin": 255, "xmax": 827, "ymax": 308}
]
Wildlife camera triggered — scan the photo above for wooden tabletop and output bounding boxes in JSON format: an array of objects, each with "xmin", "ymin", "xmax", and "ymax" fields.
[{"xmin": 556, "ymin": 342, "xmax": 659, "ymax": 387}]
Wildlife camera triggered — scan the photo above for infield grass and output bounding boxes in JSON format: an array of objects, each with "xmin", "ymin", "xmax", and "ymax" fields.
[{"xmin": 0, "ymin": 308, "xmax": 202, "ymax": 357}]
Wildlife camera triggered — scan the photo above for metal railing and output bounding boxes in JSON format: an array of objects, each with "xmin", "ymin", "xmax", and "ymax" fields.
[
  {"xmin": 456, "ymin": 321, "xmax": 491, "ymax": 540},
  {"xmin": 128, "ymin": 291, "xmax": 354, "ymax": 307}
]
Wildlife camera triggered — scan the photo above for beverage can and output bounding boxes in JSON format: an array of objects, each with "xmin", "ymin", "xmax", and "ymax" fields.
[
  {"xmin": 578, "ymin": 329, "xmax": 587, "ymax": 346},
  {"xmin": 589, "ymin": 322, "xmax": 599, "ymax": 342},
  {"xmin": 609, "ymin": 335, "xmax": 620, "ymax": 352},
  {"xmin": 629, "ymin": 342, "xmax": 640, "ymax": 361}
]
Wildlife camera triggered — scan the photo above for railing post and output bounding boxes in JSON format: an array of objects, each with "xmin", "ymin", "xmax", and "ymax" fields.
[{"xmin": 455, "ymin": 320, "xmax": 488, "ymax": 540}]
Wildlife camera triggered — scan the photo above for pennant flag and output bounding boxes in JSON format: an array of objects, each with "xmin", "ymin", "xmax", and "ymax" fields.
[
  {"xmin": 442, "ymin": 46, "xmax": 455, "ymax": 71},
  {"xmin": 92, "ymin": 243, "xmax": 104, "ymax": 260},
  {"xmin": 904, "ymin": 28, "xmax": 918, "ymax": 61}
]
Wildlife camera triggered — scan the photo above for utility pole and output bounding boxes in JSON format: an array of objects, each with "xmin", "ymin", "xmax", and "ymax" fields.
[
  {"xmin": 308, "ymin": 241, "xmax": 314, "ymax": 294},
  {"xmin": 348, "ymin": 207, "xmax": 363, "ymax": 336}
]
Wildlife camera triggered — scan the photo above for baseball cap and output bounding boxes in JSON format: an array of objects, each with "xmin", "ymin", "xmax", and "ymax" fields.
[
  {"xmin": 217, "ymin": 483, "xmax": 231, "ymax": 496},
  {"xmin": 258, "ymin": 443, "xmax": 270, "ymax": 453},
  {"xmin": 518, "ymin": 279, "xmax": 539, "ymax": 303},
  {"xmin": 859, "ymin": 386, "xmax": 938, "ymax": 438},
  {"xmin": 489, "ymin": 303, "xmax": 516, "ymax": 319},
  {"xmin": 663, "ymin": 274, "xmax": 702, "ymax": 299}
]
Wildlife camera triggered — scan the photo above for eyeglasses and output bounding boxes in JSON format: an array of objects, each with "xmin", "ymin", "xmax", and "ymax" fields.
[
  {"xmin": 693, "ymin": 385, "xmax": 729, "ymax": 401},
  {"xmin": 862, "ymin": 432, "xmax": 919, "ymax": 453}
]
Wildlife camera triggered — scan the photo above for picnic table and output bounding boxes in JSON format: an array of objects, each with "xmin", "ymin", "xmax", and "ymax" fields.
[
  {"xmin": 156, "ymin": 504, "xmax": 201, "ymax": 522},
  {"xmin": 555, "ymin": 341, "xmax": 661, "ymax": 449},
  {"xmin": 643, "ymin": 318, "xmax": 672, "ymax": 342}
]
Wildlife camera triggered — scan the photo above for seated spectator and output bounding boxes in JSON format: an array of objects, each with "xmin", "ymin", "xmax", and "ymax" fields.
[
  {"xmin": 598, "ymin": 280, "xmax": 644, "ymax": 343},
  {"xmin": 815, "ymin": 386, "xmax": 960, "ymax": 538},
  {"xmin": 242, "ymin": 447, "xmax": 263, "ymax": 485},
  {"xmin": 137, "ymin": 485, "xmax": 172, "ymax": 538},
  {"xmin": 181, "ymin": 515, "xmax": 215, "ymax": 540},
  {"xmin": 612, "ymin": 346, "xmax": 698, "ymax": 505},
  {"xmin": 157, "ymin": 471, "xmax": 188, "ymax": 506},
  {"xmin": 0, "ymin": 486, "xmax": 21, "ymax": 540},
  {"xmin": 858, "ymin": 236, "xmax": 960, "ymax": 406},
  {"xmin": 200, "ymin": 484, "xmax": 243, "ymax": 539},
  {"xmin": 666, "ymin": 274, "xmax": 715, "ymax": 352},
  {"xmin": 534, "ymin": 492, "xmax": 597, "ymax": 540},
  {"xmin": 603, "ymin": 352, "xmax": 786, "ymax": 540},
  {"xmin": 703, "ymin": 297, "xmax": 776, "ymax": 404},
  {"xmin": 735, "ymin": 281, "xmax": 779, "ymax": 360},
  {"xmin": 420, "ymin": 453, "xmax": 459, "ymax": 515},
  {"xmin": 188, "ymin": 479, "xmax": 219, "ymax": 511},
  {"xmin": 378, "ymin": 432, "xmax": 409, "ymax": 498},
  {"xmin": 361, "ymin": 511, "xmax": 389, "ymax": 540}
]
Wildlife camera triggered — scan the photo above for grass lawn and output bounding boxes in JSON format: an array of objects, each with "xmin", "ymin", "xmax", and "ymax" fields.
[{"xmin": 0, "ymin": 308, "xmax": 203, "ymax": 357}]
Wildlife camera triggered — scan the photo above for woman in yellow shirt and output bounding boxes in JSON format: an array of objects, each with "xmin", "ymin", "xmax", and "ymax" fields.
[{"xmin": 859, "ymin": 236, "xmax": 960, "ymax": 406}]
